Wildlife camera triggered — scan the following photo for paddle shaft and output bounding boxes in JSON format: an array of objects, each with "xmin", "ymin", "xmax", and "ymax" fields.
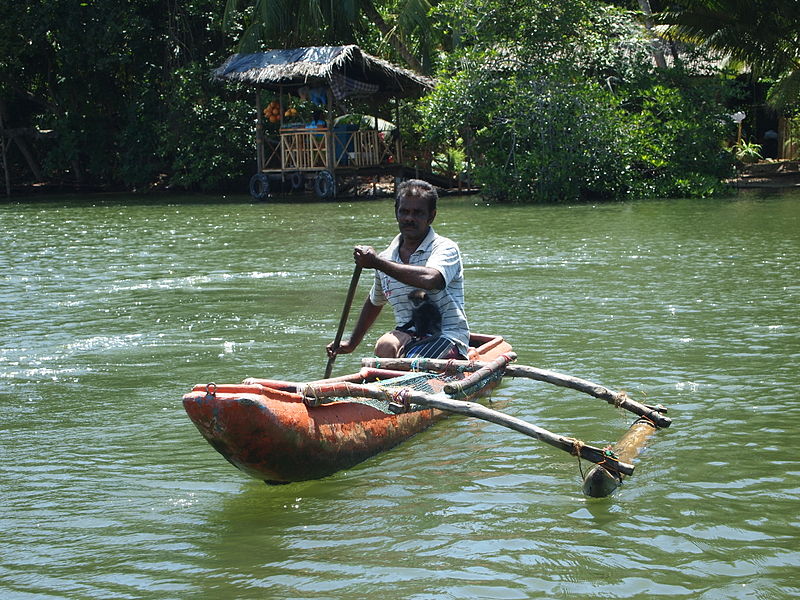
[{"xmin": 324, "ymin": 264, "xmax": 363, "ymax": 379}]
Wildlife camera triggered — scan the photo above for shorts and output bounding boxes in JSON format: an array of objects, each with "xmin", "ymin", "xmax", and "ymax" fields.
[{"xmin": 403, "ymin": 336, "xmax": 464, "ymax": 359}]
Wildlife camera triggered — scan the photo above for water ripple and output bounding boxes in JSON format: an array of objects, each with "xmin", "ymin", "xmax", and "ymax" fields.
[{"xmin": 2, "ymin": 193, "xmax": 799, "ymax": 599}]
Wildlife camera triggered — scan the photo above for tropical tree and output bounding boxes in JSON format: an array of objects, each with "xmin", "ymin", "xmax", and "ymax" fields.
[
  {"xmin": 0, "ymin": 0, "xmax": 251, "ymax": 191},
  {"xmin": 222, "ymin": 0, "xmax": 437, "ymax": 73},
  {"xmin": 658, "ymin": 0, "xmax": 800, "ymax": 113},
  {"xmin": 420, "ymin": 0, "xmax": 735, "ymax": 202},
  {"xmin": 635, "ymin": 0, "xmax": 666, "ymax": 68}
]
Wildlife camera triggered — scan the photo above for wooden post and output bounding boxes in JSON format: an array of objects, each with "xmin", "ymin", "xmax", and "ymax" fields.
[
  {"xmin": 255, "ymin": 89, "xmax": 264, "ymax": 173},
  {"xmin": 394, "ymin": 100, "xmax": 402, "ymax": 196},
  {"xmin": 0, "ymin": 110, "xmax": 10, "ymax": 197},
  {"xmin": 371, "ymin": 114, "xmax": 379, "ymax": 194},
  {"xmin": 325, "ymin": 88, "xmax": 335, "ymax": 177},
  {"xmin": 395, "ymin": 100, "xmax": 402, "ymax": 165},
  {"xmin": 503, "ymin": 364, "xmax": 671, "ymax": 428},
  {"xmin": 279, "ymin": 86, "xmax": 285, "ymax": 180},
  {"xmin": 582, "ymin": 417, "xmax": 657, "ymax": 497}
]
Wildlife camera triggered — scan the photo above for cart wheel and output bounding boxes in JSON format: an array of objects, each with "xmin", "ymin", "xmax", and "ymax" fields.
[
  {"xmin": 289, "ymin": 171, "xmax": 304, "ymax": 191},
  {"xmin": 249, "ymin": 173, "xmax": 270, "ymax": 200},
  {"xmin": 314, "ymin": 170, "xmax": 336, "ymax": 199}
]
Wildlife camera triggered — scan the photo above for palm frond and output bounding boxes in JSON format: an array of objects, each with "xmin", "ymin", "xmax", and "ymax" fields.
[
  {"xmin": 659, "ymin": 0, "xmax": 800, "ymax": 76},
  {"xmin": 767, "ymin": 69, "xmax": 800, "ymax": 115},
  {"xmin": 223, "ymin": 0, "xmax": 245, "ymax": 31}
]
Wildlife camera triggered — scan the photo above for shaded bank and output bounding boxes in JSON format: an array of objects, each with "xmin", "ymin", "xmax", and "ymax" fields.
[
  {"xmin": 5, "ymin": 160, "xmax": 800, "ymax": 201},
  {"xmin": 730, "ymin": 159, "xmax": 800, "ymax": 189}
]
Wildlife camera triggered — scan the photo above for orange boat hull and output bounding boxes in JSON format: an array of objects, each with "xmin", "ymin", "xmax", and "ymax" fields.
[{"xmin": 182, "ymin": 334, "xmax": 513, "ymax": 482}]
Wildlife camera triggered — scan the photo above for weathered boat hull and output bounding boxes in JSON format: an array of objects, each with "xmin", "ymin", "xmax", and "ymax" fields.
[{"xmin": 182, "ymin": 334, "xmax": 513, "ymax": 482}]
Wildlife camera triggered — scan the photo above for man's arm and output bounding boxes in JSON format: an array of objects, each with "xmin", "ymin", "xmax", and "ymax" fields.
[
  {"xmin": 354, "ymin": 246, "xmax": 444, "ymax": 290},
  {"xmin": 326, "ymin": 297, "xmax": 383, "ymax": 357}
]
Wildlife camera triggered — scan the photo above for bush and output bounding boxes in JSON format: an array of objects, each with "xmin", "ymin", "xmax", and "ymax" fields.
[
  {"xmin": 618, "ymin": 70, "xmax": 735, "ymax": 198},
  {"xmin": 419, "ymin": 2, "xmax": 736, "ymax": 202},
  {"xmin": 157, "ymin": 64, "xmax": 254, "ymax": 191},
  {"xmin": 469, "ymin": 79, "xmax": 629, "ymax": 202}
]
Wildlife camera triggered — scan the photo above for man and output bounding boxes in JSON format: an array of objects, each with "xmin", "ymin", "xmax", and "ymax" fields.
[{"xmin": 326, "ymin": 179, "xmax": 470, "ymax": 360}]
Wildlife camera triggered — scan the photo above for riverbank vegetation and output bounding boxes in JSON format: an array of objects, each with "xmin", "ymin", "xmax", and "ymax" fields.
[{"xmin": 1, "ymin": 0, "xmax": 797, "ymax": 201}]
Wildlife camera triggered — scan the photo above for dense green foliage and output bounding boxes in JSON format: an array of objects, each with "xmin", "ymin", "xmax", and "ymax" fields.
[
  {"xmin": 0, "ymin": 0, "xmax": 252, "ymax": 192},
  {"xmin": 420, "ymin": 1, "xmax": 735, "ymax": 201},
  {"xmin": 2, "ymin": 0, "xmax": 791, "ymax": 200},
  {"xmin": 659, "ymin": 0, "xmax": 800, "ymax": 114},
  {"xmin": 223, "ymin": 0, "xmax": 447, "ymax": 74}
]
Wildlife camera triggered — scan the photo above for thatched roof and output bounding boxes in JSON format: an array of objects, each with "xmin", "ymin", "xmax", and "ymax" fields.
[{"xmin": 213, "ymin": 45, "xmax": 434, "ymax": 101}]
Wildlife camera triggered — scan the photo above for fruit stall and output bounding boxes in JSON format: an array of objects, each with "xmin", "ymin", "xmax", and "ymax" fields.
[{"xmin": 212, "ymin": 45, "xmax": 437, "ymax": 199}]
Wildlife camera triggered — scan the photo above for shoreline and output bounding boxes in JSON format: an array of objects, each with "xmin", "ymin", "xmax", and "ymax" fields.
[
  {"xmin": 728, "ymin": 159, "xmax": 800, "ymax": 189},
  {"xmin": 4, "ymin": 160, "xmax": 800, "ymax": 200}
]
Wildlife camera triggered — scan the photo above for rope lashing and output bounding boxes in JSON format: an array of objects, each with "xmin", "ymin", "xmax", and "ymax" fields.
[
  {"xmin": 566, "ymin": 437, "xmax": 585, "ymax": 457},
  {"xmin": 566, "ymin": 436, "xmax": 586, "ymax": 478},
  {"xmin": 389, "ymin": 388, "xmax": 411, "ymax": 413},
  {"xmin": 302, "ymin": 384, "xmax": 322, "ymax": 408}
]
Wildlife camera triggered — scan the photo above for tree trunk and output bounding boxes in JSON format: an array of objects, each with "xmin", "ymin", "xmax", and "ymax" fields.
[
  {"xmin": 360, "ymin": 2, "xmax": 424, "ymax": 73},
  {"xmin": 636, "ymin": 0, "xmax": 667, "ymax": 69},
  {"xmin": 0, "ymin": 112, "xmax": 10, "ymax": 197},
  {"xmin": 0, "ymin": 100, "xmax": 45, "ymax": 182},
  {"xmin": 13, "ymin": 136, "xmax": 45, "ymax": 182}
]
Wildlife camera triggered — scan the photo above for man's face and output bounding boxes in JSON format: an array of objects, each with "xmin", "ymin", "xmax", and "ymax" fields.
[{"xmin": 396, "ymin": 195, "xmax": 435, "ymax": 243}]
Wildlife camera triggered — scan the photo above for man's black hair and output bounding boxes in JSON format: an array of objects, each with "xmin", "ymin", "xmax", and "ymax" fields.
[{"xmin": 395, "ymin": 179, "xmax": 438, "ymax": 214}]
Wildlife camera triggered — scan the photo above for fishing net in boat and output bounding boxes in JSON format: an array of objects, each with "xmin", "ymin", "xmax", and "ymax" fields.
[
  {"xmin": 304, "ymin": 353, "xmax": 513, "ymax": 413},
  {"xmin": 325, "ymin": 371, "xmax": 470, "ymax": 414}
]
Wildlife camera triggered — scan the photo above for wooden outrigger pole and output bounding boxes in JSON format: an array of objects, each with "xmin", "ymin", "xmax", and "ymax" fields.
[
  {"xmin": 305, "ymin": 355, "xmax": 635, "ymax": 477},
  {"xmin": 360, "ymin": 356, "xmax": 670, "ymax": 497}
]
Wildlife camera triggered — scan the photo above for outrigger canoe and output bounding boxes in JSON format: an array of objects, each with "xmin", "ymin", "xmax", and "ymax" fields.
[{"xmin": 182, "ymin": 333, "xmax": 514, "ymax": 483}]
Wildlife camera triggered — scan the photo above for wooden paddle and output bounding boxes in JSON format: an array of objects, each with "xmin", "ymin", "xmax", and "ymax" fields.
[{"xmin": 324, "ymin": 264, "xmax": 363, "ymax": 379}]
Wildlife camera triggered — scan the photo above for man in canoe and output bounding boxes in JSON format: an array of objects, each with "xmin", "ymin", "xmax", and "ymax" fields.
[{"xmin": 326, "ymin": 179, "xmax": 470, "ymax": 360}]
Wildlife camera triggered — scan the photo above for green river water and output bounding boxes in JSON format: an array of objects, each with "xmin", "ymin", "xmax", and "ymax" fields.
[{"xmin": 1, "ymin": 190, "xmax": 798, "ymax": 599}]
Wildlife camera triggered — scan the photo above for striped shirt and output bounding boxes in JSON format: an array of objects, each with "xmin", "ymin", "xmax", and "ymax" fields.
[{"xmin": 369, "ymin": 227, "xmax": 470, "ymax": 355}]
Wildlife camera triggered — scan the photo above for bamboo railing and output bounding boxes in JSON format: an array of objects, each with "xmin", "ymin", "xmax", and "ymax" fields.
[{"xmin": 262, "ymin": 128, "xmax": 395, "ymax": 172}]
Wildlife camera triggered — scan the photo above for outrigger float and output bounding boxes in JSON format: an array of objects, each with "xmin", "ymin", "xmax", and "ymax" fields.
[{"xmin": 182, "ymin": 334, "xmax": 670, "ymax": 496}]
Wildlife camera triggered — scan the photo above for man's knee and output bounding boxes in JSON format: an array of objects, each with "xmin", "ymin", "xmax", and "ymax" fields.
[{"xmin": 373, "ymin": 330, "xmax": 410, "ymax": 358}]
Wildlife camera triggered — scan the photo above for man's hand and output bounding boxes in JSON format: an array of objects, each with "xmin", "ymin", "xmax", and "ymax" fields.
[
  {"xmin": 356, "ymin": 242, "xmax": 443, "ymax": 291},
  {"xmin": 353, "ymin": 245, "xmax": 380, "ymax": 269},
  {"xmin": 326, "ymin": 339, "xmax": 357, "ymax": 358}
]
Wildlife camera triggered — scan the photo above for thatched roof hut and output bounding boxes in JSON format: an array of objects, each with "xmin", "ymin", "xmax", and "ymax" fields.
[
  {"xmin": 212, "ymin": 46, "xmax": 446, "ymax": 198},
  {"xmin": 213, "ymin": 45, "xmax": 434, "ymax": 102}
]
